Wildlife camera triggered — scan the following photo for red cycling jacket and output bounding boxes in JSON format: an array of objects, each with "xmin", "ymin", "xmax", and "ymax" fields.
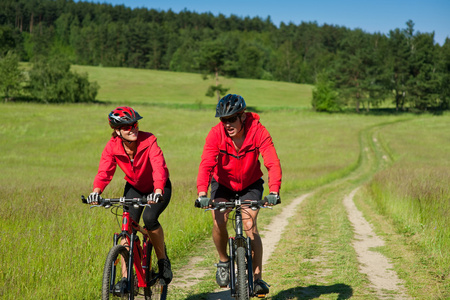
[
  {"xmin": 93, "ymin": 131, "xmax": 169, "ymax": 194},
  {"xmin": 197, "ymin": 112, "xmax": 282, "ymax": 194}
]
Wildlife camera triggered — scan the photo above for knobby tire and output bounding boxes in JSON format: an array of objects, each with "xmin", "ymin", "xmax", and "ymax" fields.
[
  {"xmin": 102, "ymin": 244, "xmax": 136, "ymax": 300},
  {"xmin": 236, "ymin": 246, "xmax": 249, "ymax": 300}
]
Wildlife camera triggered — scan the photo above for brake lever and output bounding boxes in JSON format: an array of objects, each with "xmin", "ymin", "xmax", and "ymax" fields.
[
  {"xmin": 261, "ymin": 206, "xmax": 273, "ymax": 209},
  {"xmin": 89, "ymin": 204, "xmax": 103, "ymax": 209}
]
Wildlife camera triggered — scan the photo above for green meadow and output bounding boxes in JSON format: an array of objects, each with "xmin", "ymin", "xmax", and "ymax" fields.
[{"xmin": 1, "ymin": 66, "xmax": 449, "ymax": 299}]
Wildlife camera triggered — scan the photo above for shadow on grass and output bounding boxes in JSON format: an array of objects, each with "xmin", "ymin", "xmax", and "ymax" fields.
[
  {"xmin": 2, "ymin": 97, "xmax": 270, "ymax": 114},
  {"xmin": 338, "ymin": 107, "xmax": 447, "ymax": 116},
  {"xmin": 2, "ymin": 96, "xmax": 108, "ymax": 104},
  {"xmin": 182, "ymin": 283, "xmax": 352, "ymax": 300},
  {"xmin": 272, "ymin": 283, "xmax": 353, "ymax": 299},
  {"xmin": 184, "ymin": 290, "xmax": 229, "ymax": 300}
]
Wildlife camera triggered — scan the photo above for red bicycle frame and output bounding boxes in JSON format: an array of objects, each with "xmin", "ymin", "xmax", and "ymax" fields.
[{"xmin": 113, "ymin": 211, "xmax": 151, "ymax": 288}]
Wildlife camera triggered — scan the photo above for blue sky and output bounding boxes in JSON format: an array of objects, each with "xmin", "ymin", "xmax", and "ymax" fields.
[{"xmin": 78, "ymin": 0, "xmax": 449, "ymax": 45}]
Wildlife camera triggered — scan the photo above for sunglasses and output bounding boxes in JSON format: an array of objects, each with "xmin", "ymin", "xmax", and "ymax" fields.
[
  {"xmin": 120, "ymin": 122, "xmax": 138, "ymax": 131},
  {"xmin": 220, "ymin": 114, "xmax": 242, "ymax": 124}
]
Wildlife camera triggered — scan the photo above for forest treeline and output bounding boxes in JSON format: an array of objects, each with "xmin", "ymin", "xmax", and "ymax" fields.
[{"xmin": 0, "ymin": 0, "xmax": 449, "ymax": 110}]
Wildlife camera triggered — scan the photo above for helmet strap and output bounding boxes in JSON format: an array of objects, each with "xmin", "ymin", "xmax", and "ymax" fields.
[{"xmin": 237, "ymin": 115, "xmax": 246, "ymax": 134}]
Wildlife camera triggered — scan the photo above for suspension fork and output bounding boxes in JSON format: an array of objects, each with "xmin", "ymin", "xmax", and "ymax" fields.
[
  {"xmin": 128, "ymin": 231, "xmax": 136, "ymax": 291},
  {"xmin": 236, "ymin": 207, "xmax": 254, "ymax": 296},
  {"xmin": 229, "ymin": 237, "xmax": 236, "ymax": 296},
  {"xmin": 247, "ymin": 236, "xmax": 254, "ymax": 296},
  {"xmin": 230, "ymin": 207, "xmax": 245, "ymax": 297},
  {"xmin": 113, "ymin": 211, "xmax": 136, "ymax": 292}
]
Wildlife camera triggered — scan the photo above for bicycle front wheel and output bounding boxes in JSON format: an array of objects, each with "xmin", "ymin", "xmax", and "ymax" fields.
[
  {"xmin": 102, "ymin": 245, "xmax": 136, "ymax": 300},
  {"xmin": 236, "ymin": 245, "xmax": 249, "ymax": 300}
]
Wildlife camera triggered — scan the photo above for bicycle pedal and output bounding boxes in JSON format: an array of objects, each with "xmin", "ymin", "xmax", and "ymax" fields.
[
  {"xmin": 219, "ymin": 285, "xmax": 228, "ymax": 288},
  {"xmin": 255, "ymin": 294, "xmax": 266, "ymax": 298}
]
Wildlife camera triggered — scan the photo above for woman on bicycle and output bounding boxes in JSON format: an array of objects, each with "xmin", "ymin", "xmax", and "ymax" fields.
[
  {"xmin": 196, "ymin": 94, "xmax": 282, "ymax": 295},
  {"xmin": 87, "ymin": 106, "xmax": 172, "ymax": 286}
]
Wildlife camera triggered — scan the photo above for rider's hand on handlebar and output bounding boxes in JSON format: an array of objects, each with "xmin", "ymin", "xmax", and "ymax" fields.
[
  {"xmin": 147, "ymin": 192, "xmax": 163, "ymax": 204},
  {"xmin": 263, "ymin": 193, "xmax": 280, "ymax": 206},
  {"xmin": 87, "ymin": 192, "xmax": 102, "ymax": 204},
  {"xmin": 197, "ymin": 195, "xmax": 211, "ymax": 208}
]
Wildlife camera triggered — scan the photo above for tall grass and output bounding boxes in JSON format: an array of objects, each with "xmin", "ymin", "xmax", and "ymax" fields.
[{"xmin": 366, "ymin": 114, "xmax": 450, "ymax": 280}]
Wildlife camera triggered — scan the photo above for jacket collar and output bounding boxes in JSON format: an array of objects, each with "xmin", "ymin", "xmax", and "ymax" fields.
[{"xmin": 112, "ymin": 131, "xmax": 151, "ymax": 156}]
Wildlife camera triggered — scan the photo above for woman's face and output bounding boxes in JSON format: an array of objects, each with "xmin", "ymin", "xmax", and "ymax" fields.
[{"xmin": 116, "ymin": 122, "xmax": 139, "ymax": 141}]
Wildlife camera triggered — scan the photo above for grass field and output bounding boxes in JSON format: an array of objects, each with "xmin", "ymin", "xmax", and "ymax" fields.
[
  {"xmin": 1, "ymin": 65, "xmax": 449, "ymax": 299},
  {"xmin": 70, "ymin": 65, "xmax": 314, "ymax": 110}
]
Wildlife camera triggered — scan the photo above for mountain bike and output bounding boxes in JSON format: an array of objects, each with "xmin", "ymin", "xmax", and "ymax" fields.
[
  {"xmin": 81, "ymin": 195, "xmax": 168, "ymax": 300},
  {"xmin": 195, "ymin": 195, "xmax": 279, "ymax": 299}
]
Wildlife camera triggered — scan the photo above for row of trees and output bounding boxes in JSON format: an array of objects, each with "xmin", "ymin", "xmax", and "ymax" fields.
[
  {"xmin": 314, "ymin": 21, "xmax": 450, "ymax": 112},
  {"xmin": 0, "ymin": 0, "xmax": 449, "ymax": 110}
]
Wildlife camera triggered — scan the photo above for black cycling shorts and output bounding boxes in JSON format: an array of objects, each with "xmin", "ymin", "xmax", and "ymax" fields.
[
  {"xmin": 123, "ymin": 179, "xmax": 171, "ymax": 231},
  {"xmin": 210, "ymin": 177, "xmax": 264, "ymax": 201}
]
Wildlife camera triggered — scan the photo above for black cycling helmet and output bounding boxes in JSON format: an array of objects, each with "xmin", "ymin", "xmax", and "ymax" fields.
[
  {"xmin": 108, "ymin": 106, "xmax": 143, "ymax": 128},
  {"xmin": 215, "ymin": 94, "xmax": 246, "ymax": 118}
]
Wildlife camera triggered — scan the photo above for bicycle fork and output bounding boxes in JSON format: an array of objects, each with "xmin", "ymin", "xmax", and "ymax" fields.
[
  {"xmin": 246, "ymin": 236, "xmax": 253, "ymax": 296},
  {"xmin": 229, "ymin": 237, "xmax": 236, "ymax": 296},
  {"xmin": 229, "ymin": 211, "xmax": 254, "ymax": 298},
  {"xmin": 111, "ymin": 232, "xmax": 136, "ymax": 295}
]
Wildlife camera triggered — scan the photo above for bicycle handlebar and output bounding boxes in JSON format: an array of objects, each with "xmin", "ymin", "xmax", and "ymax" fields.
[
  {"xmin": 194, "ymin": 198, "xmax": 267, "ymax": 209},
  {"xmin": 194, "ymin": 194, "xmax": 281, "ymax": 209},
  {"xmin": 81, "ymin": 195, "xmax": 149, "ymax": 207}
]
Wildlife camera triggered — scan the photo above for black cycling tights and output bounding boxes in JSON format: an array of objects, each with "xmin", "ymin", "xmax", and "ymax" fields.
[{"xmin": 123, "ymin": 179, "xmax": 171, "ymax": 231}]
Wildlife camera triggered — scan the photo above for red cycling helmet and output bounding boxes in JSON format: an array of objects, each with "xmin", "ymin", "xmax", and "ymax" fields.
[{"xmin": 108, "ymin": 106, "xmax": 143, "ymax": 128}]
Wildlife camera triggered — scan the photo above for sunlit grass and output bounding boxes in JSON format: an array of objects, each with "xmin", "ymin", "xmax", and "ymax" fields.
[{"xmin": 70, "ymin": 65, "xmax": 313, "ymax": 109}]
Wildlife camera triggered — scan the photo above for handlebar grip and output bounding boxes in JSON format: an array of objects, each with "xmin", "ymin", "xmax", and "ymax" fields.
[
  {"xmin": 81, "ymin": 194, "xmax": 106, "ymax": 205},
  {"xmin": 194, "ymin": 198, "xmax": 213, "ymax": 208},
  {"xmin": 263, "ymin": 194, "xmax": 281, "ymax": 205}
]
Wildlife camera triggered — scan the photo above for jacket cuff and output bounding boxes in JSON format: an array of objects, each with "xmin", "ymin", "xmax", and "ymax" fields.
[
  {"xmin": 153, "ymin": 180, "xmax": 166, "ymax": 192},
  {"xmin": 269, "ymin": 185, "xmax": 280, "ymax": 193},
  {"xmin": 197, "ymin": 185, "xmax": 208, "ymax": 194}
]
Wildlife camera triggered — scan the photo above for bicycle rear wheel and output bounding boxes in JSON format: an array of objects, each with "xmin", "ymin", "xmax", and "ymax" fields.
[
  {"xmin": 144, "ymin": 277, "xmax": 168, "ymax": 300},
  {"xmin": 143, "ymin": 269, "xmax": 168, "ymax": 300},
  {"xmin": 143, "ymin": 244, "xmax": 168, "ymax": 300},
  {"xmin": 236, "ymin": 245, "xmax": 249, "ymax": 300},
  {"xmin": 102, "ymin": 245, "xmax": 137, "ymax": 300}
]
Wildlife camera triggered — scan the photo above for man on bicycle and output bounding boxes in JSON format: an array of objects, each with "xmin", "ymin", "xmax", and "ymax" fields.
[{"xmin": 196, "ymin": 94, "xmax": 282, "ymax": 295}]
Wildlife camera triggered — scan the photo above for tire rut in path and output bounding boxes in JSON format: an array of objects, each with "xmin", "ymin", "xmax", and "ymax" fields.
[{"xmin": 344, "ymin": 188, "xmax": 410, "ymax": 299}]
